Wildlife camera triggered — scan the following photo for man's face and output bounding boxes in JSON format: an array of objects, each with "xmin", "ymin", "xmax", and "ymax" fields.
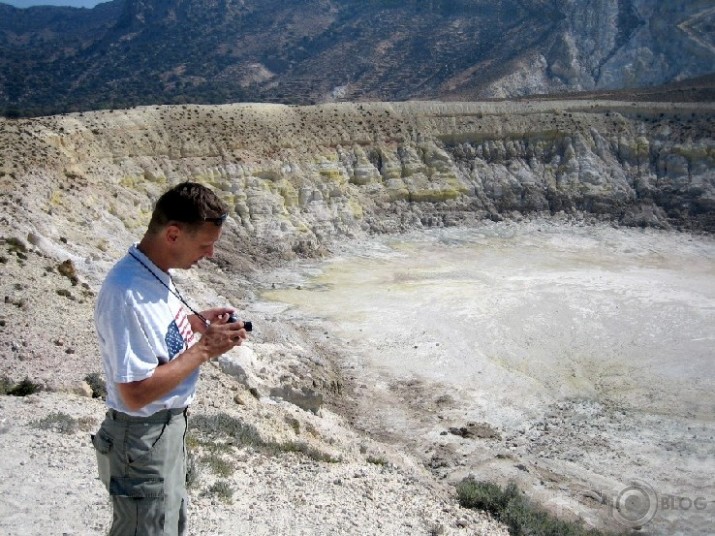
[{"xmin": 172, "ymin": 222, "xmax": 222, "ymax": 269}]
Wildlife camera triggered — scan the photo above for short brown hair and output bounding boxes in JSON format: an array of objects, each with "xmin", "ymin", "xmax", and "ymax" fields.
[{"xmin": 147, "ymin": 182, "xmax": 228, "ymax": 233}]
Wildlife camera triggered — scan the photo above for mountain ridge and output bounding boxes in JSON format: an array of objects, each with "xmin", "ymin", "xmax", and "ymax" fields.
[{"xmin": 2, "ymin": 0, "xmax": 714, "ymax": 116}]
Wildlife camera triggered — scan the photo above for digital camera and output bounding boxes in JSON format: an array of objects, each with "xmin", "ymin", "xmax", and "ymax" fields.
[{"xmin": 228, "ymin": 313, "xmax": 252, "ymax": 332}]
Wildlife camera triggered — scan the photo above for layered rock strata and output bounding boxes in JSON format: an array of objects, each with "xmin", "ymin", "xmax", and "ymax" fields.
[{"xmin": 1, "ymin": 100, "xmax": 713, "ymax": 270}]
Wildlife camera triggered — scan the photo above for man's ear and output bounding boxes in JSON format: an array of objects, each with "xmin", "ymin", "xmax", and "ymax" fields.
[{"xmin": 165, "ymin": 224, "xmax": 182, "ymax": 244}]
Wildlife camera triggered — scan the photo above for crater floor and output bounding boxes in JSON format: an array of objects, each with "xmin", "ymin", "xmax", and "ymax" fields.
[{"xmin": 259, "ymin": 220, "xmax": 715, "ymax": 535}]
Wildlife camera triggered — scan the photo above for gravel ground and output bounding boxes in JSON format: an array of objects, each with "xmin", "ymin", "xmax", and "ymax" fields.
[{"xmin": 0, "ymin": 387, "xmax": 506, "ymax": 536}]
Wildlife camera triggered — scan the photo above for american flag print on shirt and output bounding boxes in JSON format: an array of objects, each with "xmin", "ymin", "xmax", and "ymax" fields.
[{"xmin": 165, "ymin": 306, "xmax": 196, "ymax": 359}]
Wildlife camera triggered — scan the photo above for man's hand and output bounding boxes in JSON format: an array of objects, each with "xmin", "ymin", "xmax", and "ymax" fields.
[
  {"xmin": 188, "ymin": 307, "xmax": 235, "ymax": 334},
  {"xmin": 197, "ymin": 313, "xmax": 249, "ymax": 357},
  {"xmin": 118, "ymin": 313, "xmax": 248, "ymax": 412}
]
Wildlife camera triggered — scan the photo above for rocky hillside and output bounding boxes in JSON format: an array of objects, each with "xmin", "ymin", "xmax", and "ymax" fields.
[
  {"xmin": 4, "ymin": 98, "xmax": 714, "ymax": 255},
  {"xmin": 1, "ymin": 96, "xmax": 713, "ymax": 386},
  {"xmin": 2, "ymin": 0, "xmax": 715, "ymax": 115}
]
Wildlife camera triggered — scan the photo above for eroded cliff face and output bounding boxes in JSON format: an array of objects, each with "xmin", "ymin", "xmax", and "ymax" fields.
[
  {"xmin": 483, "ymin": 0, "xmax": 715, "ymax": 98},
  {"xmin": 1, "ymin": 100, "xmax": 713, "ymax": 272}
]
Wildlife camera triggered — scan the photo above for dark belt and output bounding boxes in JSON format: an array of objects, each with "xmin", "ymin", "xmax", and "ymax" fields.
[{"xmin": 107, "ymin": 407, "xmax": 188, "ymax": 423}]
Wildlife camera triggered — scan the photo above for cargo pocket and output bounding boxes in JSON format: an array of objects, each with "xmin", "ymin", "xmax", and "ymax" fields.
[
  {"xmin": 125, "ymin": 421, "xmax": 169, "ymax": 467},
  {"xmin": 91, "ymin": 428, "xmax": 113, "ymax": 491},
  {"xmin": 110, "ymin": 476, "xmax": 165, "ymax": 534}
]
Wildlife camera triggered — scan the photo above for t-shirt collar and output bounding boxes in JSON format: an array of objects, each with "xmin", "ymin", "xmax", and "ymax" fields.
[{"xmin": 128, "ymin": 243, "xmax": 172, "ymax": 284}]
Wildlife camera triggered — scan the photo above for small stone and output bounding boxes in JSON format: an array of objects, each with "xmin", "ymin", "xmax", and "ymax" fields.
[{"xmin": 68, "ymin": 381, "xmax": 93, "ymax": 398}]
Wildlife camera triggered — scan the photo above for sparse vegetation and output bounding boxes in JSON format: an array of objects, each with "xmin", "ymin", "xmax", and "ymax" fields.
[
  {"xmin": 201, "ymin": 453, "xmax": 235, "ymax": 477},
  {"xmin": 366, "ymin": 455, "xmax": 389, "ymax": 466},
  {"xmin": 5, "ymin": 237, "xmax": 28, "ymax": 259},
  {"xmin": 204, "ymin": 480, "xmax": 234, "ymax": 503},
  {"xmin": 270, "ymin": 441, "xmax": 340, "ymax": 463},
  {"xmin": 84, "ymin": 372, "xmax": 107, "ymax": 399},
  {"xmin": 428, "ymin": 523, "xmax": 446, "ymax": 536},
  {"xmin": 190, "ymin": 412, "xmax": 265, "ymax": 448},
  {"xmin": 56, "ymin": 288, "xmax": 75, "ymax": 300},
  {"xmin": 190, "ymin": 412, "xmax": 339, "ymax": 464},
  {"xmin": 456, "ymin": 478, "xmax": 625, "ymax": 536},
  {"xmin": 31, "ymin": 411, "xmax": 94, "ymax": 435},
  {"xmin": 285, "ymin": 415, "xmax": 300, "ymax": 434},
  {"xmin": 3, "ymin": 376, "xmax": 42, "ymax": 396},
  {"xmin": 0, "ymin": 376, "xmax": 13, "ymax": 395}
]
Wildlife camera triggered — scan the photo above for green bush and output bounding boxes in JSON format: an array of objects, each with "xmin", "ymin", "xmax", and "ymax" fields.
[
  {"xmin": 201, "ymin": 453, "xmax": 235, "ymax": 477},
  {"xmin": 7, "ymin": 377, "xmax": 42, "ymax": 396},
  {"xmin": 190, "ymin": 412, "xmax": 339, "ymax": 463},
  {"xmin": 457, "ymin": 479, "xmax": 517, "ymax": 513},
  {"xmin": 205, "ymin": 480, "xmax": 234, "ymax": 503},
  {"xmin": 190, "ymin": 412, "xmax": 265, "ymax": 448},
  {"xmin": 31, "ymin": 411, "xmax": 93, "ymax": 434},
  {"xmin": 84, "ymin": 372, "xmax": 107, "ymax": 399},
  {"xmin": 0, "ymin": 376, "xmax": 13, "ymax": 395},
  {"xmin": 5, "ymin": 237, "xmax": 28, "ymax": 255},
  {"xmin": 456, "ymin": 477, "xmax": 624, "ymax": 536},
  {"xmin": 272, "ymin": 440, "xmax": 340, "ymax": 463}
]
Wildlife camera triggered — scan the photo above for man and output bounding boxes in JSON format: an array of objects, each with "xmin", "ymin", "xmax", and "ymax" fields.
[{"xmin": 92, "ymin": 181, "xmax": 248, "ymax": 535}]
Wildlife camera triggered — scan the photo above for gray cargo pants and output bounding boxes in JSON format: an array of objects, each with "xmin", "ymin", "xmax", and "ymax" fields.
[{"xmin": 92, "ymin": 407, "xmax": 189, "ymax": 536}]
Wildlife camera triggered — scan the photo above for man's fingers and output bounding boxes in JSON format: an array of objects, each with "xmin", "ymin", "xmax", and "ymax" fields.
[{"xmin": 207, "ymin": 323, "xmax": 247, "ymax": 349}]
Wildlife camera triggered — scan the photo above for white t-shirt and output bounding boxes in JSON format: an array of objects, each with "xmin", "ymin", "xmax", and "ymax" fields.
[{"xmin": 95, "ymin": 245, "xmax": 199, "ymax": 416}]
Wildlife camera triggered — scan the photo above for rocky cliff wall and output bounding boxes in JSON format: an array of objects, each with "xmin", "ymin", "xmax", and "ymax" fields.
[
  {"xmin": 481, "ymin": 0, "xmax": 715, "ymax": 98},
  {"xmin": 1, "ymin": 100, "xmax": 713, "ymax": 272}
]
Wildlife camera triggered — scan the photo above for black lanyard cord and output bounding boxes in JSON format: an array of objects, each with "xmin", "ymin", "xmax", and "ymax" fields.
[{"xmin": 128, "ymin": 251, "xmax": 209, "ymax": 326}]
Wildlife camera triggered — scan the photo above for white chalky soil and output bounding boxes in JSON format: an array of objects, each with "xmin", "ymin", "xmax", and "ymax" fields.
[{"xmin": 261, "ymin": 221, "xmax": 715, "ymax": 535}]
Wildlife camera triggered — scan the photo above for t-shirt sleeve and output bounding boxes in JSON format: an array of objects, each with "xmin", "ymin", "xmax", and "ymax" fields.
[{"xmin": 96, "ymin": 289, "xmax": 159, "ymax": 384}]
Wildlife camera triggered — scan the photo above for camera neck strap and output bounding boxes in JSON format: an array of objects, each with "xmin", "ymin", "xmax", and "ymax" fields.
[{"xmin": 128, "ymin": 250, "xmax": 209, "ymax": 326}]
